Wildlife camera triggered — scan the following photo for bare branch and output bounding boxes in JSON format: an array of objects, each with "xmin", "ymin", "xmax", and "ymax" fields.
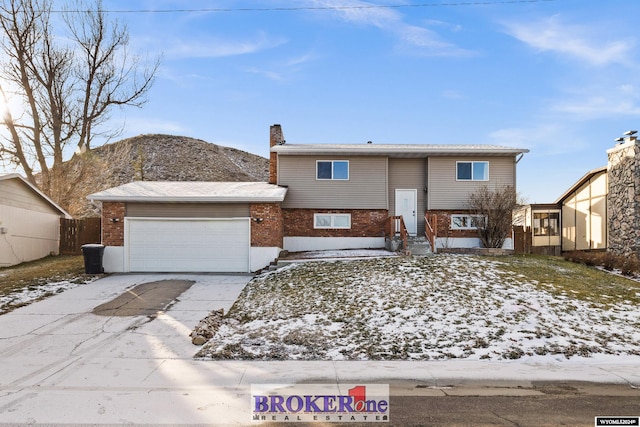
[
  {"xmin": 0, "ymin": 0, "xmax": 160, "ymax": 205},
  {"xmin": 467, "ymin": 185, "xmax": 517, "ymax": 249}
]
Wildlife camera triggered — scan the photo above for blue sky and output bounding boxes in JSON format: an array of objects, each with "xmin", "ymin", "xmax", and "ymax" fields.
[{"xmin": 100, "ymin": 0, "xmax": 639, "ymax": 203}]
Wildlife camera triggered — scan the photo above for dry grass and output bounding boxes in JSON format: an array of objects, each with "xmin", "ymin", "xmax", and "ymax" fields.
[
  {"xmin": 495, "ymin": 255, "xmax": 640, "ymax": 306},
  {"xmin": 0, "ymin": 255, "xmax": 86, "ymax": 297}
]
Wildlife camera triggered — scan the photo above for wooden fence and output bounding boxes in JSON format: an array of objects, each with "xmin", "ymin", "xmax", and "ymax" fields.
[
  {"xmin": 60, "ymin": 218, "xmax": 102, "ymax": 255},
  {"xmin": 513, "ymin": 225, "xmax": 532, "ymax": 255}
]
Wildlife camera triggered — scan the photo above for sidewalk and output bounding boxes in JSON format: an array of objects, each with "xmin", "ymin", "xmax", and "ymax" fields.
[{"xmin": 0, "ymin": 273, "xmax": 638, "ymax": 426}]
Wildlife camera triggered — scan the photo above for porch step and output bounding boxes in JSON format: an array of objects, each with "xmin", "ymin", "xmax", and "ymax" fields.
[{"xmin": 406, "ymin": 236, "xmax": 433, "ymax": 256}]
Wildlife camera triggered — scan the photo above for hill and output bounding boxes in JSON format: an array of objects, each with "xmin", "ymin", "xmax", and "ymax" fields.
[{"xmin": 64, "ymin": 134, "xmax": 269, "ymax": 217}]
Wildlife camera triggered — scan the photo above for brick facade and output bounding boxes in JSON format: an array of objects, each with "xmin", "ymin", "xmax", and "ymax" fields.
[
  {"xmin": 250, "ymin": 203, "xmax": 284, "ymax": 247},
  {"xmin": 283, "ymin": 208, "xmax": 388, "ymax": 237},
  {"xmin": 102, "ymin": 202, "xmax": 125, "ymax": 246}
]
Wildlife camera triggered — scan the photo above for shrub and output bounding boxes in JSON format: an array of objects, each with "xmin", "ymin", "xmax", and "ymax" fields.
[{"xmin": 563, "ymin": 251, "xmax": 640, "ymax": 276}]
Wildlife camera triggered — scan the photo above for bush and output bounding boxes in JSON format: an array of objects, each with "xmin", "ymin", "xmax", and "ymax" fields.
[{"xmin": 563, "ymin": 251, "xmax": 640, "ymax": 276}]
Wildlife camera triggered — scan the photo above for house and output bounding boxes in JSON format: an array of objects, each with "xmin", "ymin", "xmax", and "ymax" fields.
[
  {"xmin": 269, "ymin": 124, "xmax": 528, "ymax": 253},
  {"xmin": 0, "ymin": 174, "xmax": 71, "ymax": 267},
  {"xmin": 518, "ymin": 167, "xmax": 607, "ymax": 255},
  {"xmin": 519, "ymin": 132, "xmax": 640, "ymax": 256},
  {"xmin": 89, "ymin": 124, "xmax": 529, "ymax": 273}
]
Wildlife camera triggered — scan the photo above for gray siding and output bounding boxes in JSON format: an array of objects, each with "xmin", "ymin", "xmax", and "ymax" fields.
[
  {"xmin": 0, "ymin": 179, "xmax": 58, "ymax": 214},
  {"xmin": 278, "ymin": 155, "xmax": 388, "ymax": 209},
  {"xmin": 388, "ymin": 158, "xmax": 426, "ymax": 235},
  {"xmin": 427, "ymin": 156, "xmax": 516, "ymax": 210},
  {"xmin": 126, "ymin": 203, "xmax": 250, "ymax": 218}
]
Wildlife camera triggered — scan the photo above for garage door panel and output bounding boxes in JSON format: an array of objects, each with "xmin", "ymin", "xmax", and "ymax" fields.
[{"xmin": 127, "ymin": 218, "xmax": 250, "ymax": 272}]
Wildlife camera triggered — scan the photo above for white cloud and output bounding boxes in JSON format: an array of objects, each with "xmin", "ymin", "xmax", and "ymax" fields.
[
  {"xmin": 396, "ymin": 24, "xmax": 473, "ymax": 57},
  {"xmin": 551, "ymin": 84, "xmax": 640, "ymax": 119},
  {"xmin": 310, "ymin": 0, "xmax": 472, "ymax": 56},
  {"xmin": 441, "ymin": 90, "xmax": 465, "ymax": 100},
  {"xmin": 503, "ymin": 15, "xmax": 635, "ymax": 66},
  {"xmin": 243, "ymin": 52, "xmax": 319, "ymax": 82},
  {"xmin": 243, "ymin": 67, "xmax": 286, "ymax": 82},
  {"xmin": 164, "ymin": 32, "xmax": 286, "ymax": 59},
  {"xmin": 488, "ymin": 123, "xmax": 585, "ymax": 155}
]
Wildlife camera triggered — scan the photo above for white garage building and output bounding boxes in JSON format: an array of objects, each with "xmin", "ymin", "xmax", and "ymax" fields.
[{"xmin": 88, "ymin": 181, "xmax": 287, "ymax": 273}]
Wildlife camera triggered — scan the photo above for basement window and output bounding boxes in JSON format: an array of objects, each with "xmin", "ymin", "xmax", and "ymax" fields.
[
  {"xmin": 314, "ymin": 213, "xmax": 351, "ymax": 229},
  {"xmin": 450, "ymin": 214, "xmax": 485, "ymax": 230}
]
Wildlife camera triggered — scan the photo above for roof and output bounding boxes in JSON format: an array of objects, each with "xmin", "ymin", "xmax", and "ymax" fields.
[
  {"xmin": 0, "ymin": 174, "xmax": 71, "ymax": 218},
  {"xmin": 271, "ymin": 143, "xmax": 529, "ymax": 157},
  {"xmin": 87, "ymin": 181, "xmax": 288, "ymax": 203},
  {"xmin": 554, "ymin": 166, "xmax": 608, "ymax": 204}
]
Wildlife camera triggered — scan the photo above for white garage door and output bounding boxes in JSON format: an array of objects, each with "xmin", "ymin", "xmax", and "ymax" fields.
[{"xmin": 126, "ymin": 218, "xmax": 250, "ymax": 272}]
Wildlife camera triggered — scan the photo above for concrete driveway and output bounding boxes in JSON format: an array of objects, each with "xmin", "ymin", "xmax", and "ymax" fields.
[
  {"xmin": 1, "ymin": 272, "xmax": 639, "ymax": 426},
  {"xmin": 0, "ymin": 273, "xmax": 254, "ymax": 426}
]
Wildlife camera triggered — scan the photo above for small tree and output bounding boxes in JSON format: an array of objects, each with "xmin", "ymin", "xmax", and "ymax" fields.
[{"xmin": 467, "ymin": 185, "xmax": 517, "ymax": 248}]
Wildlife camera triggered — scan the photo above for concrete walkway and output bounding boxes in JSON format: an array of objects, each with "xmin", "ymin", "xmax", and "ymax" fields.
[{"xmin": 0, "ymin": 273, "xmax": 638, "ymax": 426}]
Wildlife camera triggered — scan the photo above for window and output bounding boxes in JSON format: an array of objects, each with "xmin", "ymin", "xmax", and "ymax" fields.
[
  {"xmin": 317, "ymin": 160, "xmax": 349, "ymax": 180},
  {"xmin": 314, "ymin": 213, "xmax": 351, "ymax": 229},
  {"xmin": 450, "ymin": 214, "xmax": 485, "ymax": 230},
  {"xmin": 456, "ymin": 161, "xmax": 489, "ymax": 181},
  {"xmin": 533, "ymin": 212, "xmax": 559, "ymax": 236}
]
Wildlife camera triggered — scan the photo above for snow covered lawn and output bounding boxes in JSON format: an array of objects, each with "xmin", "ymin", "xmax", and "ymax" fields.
[
  {"xmin": 0, "ymin": 278, "xmax": 95, "ymax": 314},
  {"xmin": 196, "ymin": 255, "xmax": 640, "ymax": 361},
  {"xmin": 0, "ymin": 256, "xmax": 98, "ymax": 315}
]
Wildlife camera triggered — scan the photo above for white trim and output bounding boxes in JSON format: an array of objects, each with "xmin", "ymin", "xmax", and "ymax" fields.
[
  {"xmin": 455, "ymin": 161, "xmax": 489, "ymax": 181},
  {"xmin": 88, "ymin": 181, "xmax": 287, "ymax": 203},
  {"xmin": 450, "ymin": 214, "xmax": 485, "ymax": 230},
  {"xmin": 272, "ymin": 144, "xmax": 529, "ymax": 156},
  {"xmin": 251, "ymin": 247, "xmax": 281, "ymax": 272},
  {"xmin": 394, "ymin": 189, "xmax": 418, "ymax": 236},
  {"xmin": 284, "ymin": 237, "xmax": 385, "ymax": 252},
  {"xmin": 316, "ymin": 160, "xmax": 350, "ymax": 180},
  {"xmin": 102, "ymin": 246, "xmax": 125, "ymax": 273},
  {"xmin": 313, "ymin": 213, "xmax": 351, "ymax": 229}
]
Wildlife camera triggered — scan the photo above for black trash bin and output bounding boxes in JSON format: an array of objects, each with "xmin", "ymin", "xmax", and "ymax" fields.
[{"xmin": 81, "ymin": 244, "xmax": 105, "ymax": 274}]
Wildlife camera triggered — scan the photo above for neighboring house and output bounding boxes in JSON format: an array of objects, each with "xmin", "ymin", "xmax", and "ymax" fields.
[
  {"xmin": 518, "ymin": 133, "xmax": 640, "ymax": 256},
  {"xmin": 518, "ymin": 167, "xmax": 607, "ymax": 255},
  {"xmin": 0, "ymin": 173, "xmax": 71, "ymax": 267},
  {"xmin": 89, "ymin": 124, "xmax": 529, "ymax": 273}
]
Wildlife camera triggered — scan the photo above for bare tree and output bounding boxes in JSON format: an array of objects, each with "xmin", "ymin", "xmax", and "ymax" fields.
[
  {"xmin": 467, "ymin": 185, "xmax": 517, "ymax": 249},
  {"xmin": 0, "ymin": 0, "xmax": 159, "ymax": 208}
]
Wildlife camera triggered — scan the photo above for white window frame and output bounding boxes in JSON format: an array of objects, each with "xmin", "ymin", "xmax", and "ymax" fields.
[
  {"xmin": 314, "ymin": 213, "xmax": 351, "ymax": 229},
  {"xmin": 450, "ymin": 214, "xmax": 486, "ymax": 230},
  {"xmin": 316, "ymin": 160, "xmax": 350, "ymax": 180},
  {"xmin": 456, "ymin": 161, "xmax": 489, "ymax": 181}
]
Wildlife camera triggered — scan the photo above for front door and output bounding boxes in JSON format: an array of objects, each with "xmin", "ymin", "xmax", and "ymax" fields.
[{"xmin": 395, "ymin": 189, "xmax": 417, "ymax": 236}]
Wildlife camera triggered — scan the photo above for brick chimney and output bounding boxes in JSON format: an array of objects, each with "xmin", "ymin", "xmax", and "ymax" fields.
[{"xmin": 269, "ymin": 124, "xmax": 284, "ymax": 184}]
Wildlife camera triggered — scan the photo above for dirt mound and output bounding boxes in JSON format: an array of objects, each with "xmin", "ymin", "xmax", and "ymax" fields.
[{"xmin": 63, "ymin": 134, "xmax": 269, "ymax": 217}]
